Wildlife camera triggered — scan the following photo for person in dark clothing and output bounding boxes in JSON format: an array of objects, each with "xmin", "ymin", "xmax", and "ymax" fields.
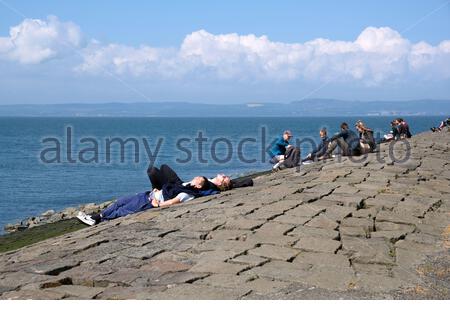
[
  {"xmin": 396, "ymin": 118, "xmax": 412, "ymax": 138},
  {"xmin": 325, "ymin": 122, "xmax": 361, "ymax": 157},
  {"xmin": 149, "ymin": 164, "xmax": 255, "ymax": 191},
  {"xmin": 355, "ymin": 120, "xmax": 376, "ymax": 153},
  {"xmin": 303, "ymin": 128, "xmax": 329, "ymax": 161},
  {"xmin": 148, "ymin": 164, "xmax": 232, "ymax": 192},
  {"xmin": 77, "ymin": 163, "xmax": 254, "ymax": 226},
  {"xmin": 391, "ymin": 120, "xmax": 401, "ymax": 140},
  {"xmin": 77, "ymin": 174, "xmax": 207, "ymax": 226}
]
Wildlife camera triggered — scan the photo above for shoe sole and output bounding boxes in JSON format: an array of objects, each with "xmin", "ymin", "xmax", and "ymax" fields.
[{"xmin": 76, "ymin": 212, "xmax": 95, "ymax": 226}]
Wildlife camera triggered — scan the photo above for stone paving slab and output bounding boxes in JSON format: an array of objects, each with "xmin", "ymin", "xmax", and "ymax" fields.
[
  {"xmin": 248, "ymin": 244, "xmax": 299, "ymax": 261},
  {"xmin": 0, "ymin": 131, "xmax": 449, "ymax": 299},
  {"xmin": 294, "ymin": 237, "xmax": 342, "ymax": 253}
]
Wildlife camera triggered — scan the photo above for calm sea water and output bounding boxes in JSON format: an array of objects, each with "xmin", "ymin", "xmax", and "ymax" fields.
[{"xmin": 0, "ymin": 116, "xmax": 442, "ymax": 231}]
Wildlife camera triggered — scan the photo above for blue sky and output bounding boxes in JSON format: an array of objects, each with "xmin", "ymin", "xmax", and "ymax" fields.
[{"xmin": 0, "ymin": 0, "xmax": 449, "ymax": 104}]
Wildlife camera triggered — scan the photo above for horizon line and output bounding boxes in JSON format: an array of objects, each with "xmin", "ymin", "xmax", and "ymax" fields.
[{"xmin": 1, "ymin": 98, "xmax": 450, "ymax": 107}]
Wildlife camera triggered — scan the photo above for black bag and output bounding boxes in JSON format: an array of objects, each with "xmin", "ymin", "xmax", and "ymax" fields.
[
  {"xmin": 230, "ymin": 177, "xmax": 254, "ymax": 188},
  {"xmin": 283, "ymin": 146, "xmax": 301, "ymax": 168}
]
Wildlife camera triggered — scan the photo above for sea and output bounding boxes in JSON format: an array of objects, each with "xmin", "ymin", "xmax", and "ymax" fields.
[{"xmin": 0, "ymin": 116, "xmax": 443, "ymax": 232}]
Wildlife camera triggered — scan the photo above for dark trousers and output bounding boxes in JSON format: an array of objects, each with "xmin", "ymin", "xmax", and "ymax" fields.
[
  {"xmin": 405, "ymin": 128, "xmax": 412, "ymax": 138},
  {"xmin": 147, "ymin": 164, "xmax": 183, "ymax": 190},
  {"xmin": 328, "ymin": 137, "xmax": 351, "ymax": 156},
  {"xmin": 95, "ymin": 192, "xmax": 153, "ymax": 222},
  {"xmin": 328, "ymin": 138, "xmax": 361, "ymax": 157}
]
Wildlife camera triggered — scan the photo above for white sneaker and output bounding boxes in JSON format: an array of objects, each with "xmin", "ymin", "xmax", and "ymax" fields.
[{"xmin": 76, "ymin": 211, "xmax": 96, "ymax": 226}]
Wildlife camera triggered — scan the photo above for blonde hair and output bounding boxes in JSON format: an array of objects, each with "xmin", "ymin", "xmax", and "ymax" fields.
[
  {"xmin": 355, "ymin": 120, "xmax": 368, "ymax": 131},
  {"xmin": 218, "ymin": 177, "xmax": 232, "ymax": 191}
]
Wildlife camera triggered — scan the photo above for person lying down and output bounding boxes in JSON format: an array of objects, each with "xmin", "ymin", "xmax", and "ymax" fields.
[{"xmin": 76, "ymin": 164, "xmax": 249, "ymax": 226}]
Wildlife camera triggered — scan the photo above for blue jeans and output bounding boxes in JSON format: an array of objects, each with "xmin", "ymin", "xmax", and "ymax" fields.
[{"xmin": 100, "ymin": 192, "xmax": 153, "ymax": 221}]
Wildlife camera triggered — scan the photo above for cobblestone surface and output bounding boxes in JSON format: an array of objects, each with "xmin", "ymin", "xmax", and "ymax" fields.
[{"xmin": 0, "ymin": 131, "xmax": 449, "ymax": 299}]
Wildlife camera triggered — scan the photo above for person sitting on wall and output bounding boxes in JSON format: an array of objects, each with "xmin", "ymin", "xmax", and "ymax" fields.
[
  {"xmin": 303, "ymin": 128, "xmax": 329, "ymax": 162},
  {"xmin": 269, "ymin": 130, "xmax": 293, "ymax": 170},
  {"xmin": 355, "ymin": 120, "xmax": 376, "ymax": 153},
  {"xmin": 324, "ymin": 122, "xmax": 361, "ymax": 158}
]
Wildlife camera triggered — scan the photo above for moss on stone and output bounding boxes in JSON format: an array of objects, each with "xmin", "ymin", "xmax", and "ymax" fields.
[{"xmin": 0, "ymin": 219, "xmax": 87, "ymax": 253}]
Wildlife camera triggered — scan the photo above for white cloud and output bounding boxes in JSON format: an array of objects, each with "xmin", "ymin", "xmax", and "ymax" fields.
[
  {"xmin": 1, "ymin": 16, "xmax": 450, "ymax": 85},
  {"xmin": 355, "ymin": 27, "xmax": 409, "ymax": 54},
  {"xmin": 409, "ymin": 40, "xmax": 450, "ymax": 79},
  {"xmin": 0, "ymin": 15, "xmax": 83, "ymax": 64},
  {"xmin": 178, "ymin": 30, "xmax": 308, "ymax": 80},
  {"xmin": 76, "ymin": 42, "xmax": 182, "ymax": 78},
  {"xmin": 77, "ymin": 43, "xmax": 158, "ymax": 75},
  {"xmin": 78, "ymin": 27, "xmax": 450, "ymax": 84}
]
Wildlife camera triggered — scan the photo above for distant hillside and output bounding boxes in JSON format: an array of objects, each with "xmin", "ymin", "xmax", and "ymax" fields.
[{"xmin": 0, "ymin": 99, "xmax": 449, "ymax": 117}]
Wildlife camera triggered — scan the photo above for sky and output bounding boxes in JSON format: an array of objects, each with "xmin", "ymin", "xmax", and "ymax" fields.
[{"xmin": 0, "ymin": 0, "xmax": 449, "ymax": 104}]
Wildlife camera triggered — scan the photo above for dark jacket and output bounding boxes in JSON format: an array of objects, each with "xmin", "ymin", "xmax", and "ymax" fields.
[
  {"xmin": 330, "ymin": 129, "xmax": 360, "ymax": 152},
  {"xmin": 399, "ymin": 121, "xmax": 412, "ymax": 138},
  {"xmin": 359, "ymin": 129, "xmax": 376, "ymax": 151},
  {"xmin": 392, "ymin": 125, "xmax": 400, "ymax": 140},
  {"xmin": 311, "ymin": 135, "xmax": 330, "ymax": 158},
  {"xmin": 270, "ymin": 136, "xmax": 289, "ymax": 157},
  {"xmin": 162, "ymin": 182, "xmax": 204, "ymax": 201},
  {"xmin": 231, "ymin": 177, "xmax": 254, "ymax": 188}
]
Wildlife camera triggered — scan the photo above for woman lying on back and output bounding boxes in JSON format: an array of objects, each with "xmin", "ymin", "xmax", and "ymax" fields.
[{"xmin": 77, "ymin": 174, "xmax": 212, "ymax": 226}]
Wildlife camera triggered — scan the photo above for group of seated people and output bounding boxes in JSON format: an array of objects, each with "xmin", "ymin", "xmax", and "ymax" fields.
[
  {"xmin": 78, "ymin": 118, "xmax": 415, "ymax": 226},
  {"xmin": 430, "ymin": 117, "xmax": 450, "ymax": 132},
  {"xmin": 77, "ymin": 164, "xmax": 252, "ymax": 226},
  {"xmin": 270, "ymin": 120, "xmax": 379, "ymax": 169},
  {"xmin": 271, "ymin": 118, "xmax": 416, "ymax": 168},
  {"xmin": 380, "ymin": 118, "xmax": 412, "ymax": 142},
  {"xmin": 308, "ymin": 121, "xmax": 377, "ymax": 160}
]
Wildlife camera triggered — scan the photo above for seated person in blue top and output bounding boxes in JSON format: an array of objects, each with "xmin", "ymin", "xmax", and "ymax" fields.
[
  {"xmin": 303, "ymin": 128, "xmax": 329, "ymax": 162},
  {"xmin": 269, "ymin": 130, "xmax": 293, "ymax": 169},
  {"xmin": 324, "ymin": 122, "xmax": 361, "ymax": 158}
]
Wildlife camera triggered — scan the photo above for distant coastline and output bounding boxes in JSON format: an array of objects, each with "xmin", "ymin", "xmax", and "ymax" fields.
[{"xmin": 1, "ymin": 99, "xmax": 450, "ymax": 117}]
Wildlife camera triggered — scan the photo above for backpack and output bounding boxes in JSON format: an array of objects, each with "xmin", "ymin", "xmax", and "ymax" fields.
[{"xmin": 283, "ymin": 146, "xmax": 301, "ymax": 168}]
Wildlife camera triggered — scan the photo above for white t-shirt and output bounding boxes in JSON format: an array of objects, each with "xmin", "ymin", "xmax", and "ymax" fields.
[{"xmin": 149, "ymin": 182, "xmax": 195, "ymax": 203}]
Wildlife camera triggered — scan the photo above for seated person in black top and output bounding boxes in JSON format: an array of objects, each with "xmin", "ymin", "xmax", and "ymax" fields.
[
  {"xmin": 303, "ymin": 128, "xmax": 330, "ymax": 161},
  {"xmin": 325, "ymin": 122, "xmax": 361, "ymax": 157}
]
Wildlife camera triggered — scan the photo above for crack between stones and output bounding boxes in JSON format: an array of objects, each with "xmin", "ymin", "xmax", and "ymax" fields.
[{"xmin": 73, "ymin": 239, "xmax": 110, "ymax": 254}]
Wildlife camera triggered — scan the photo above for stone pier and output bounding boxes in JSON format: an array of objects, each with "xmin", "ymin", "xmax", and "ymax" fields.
[{"xmin": 1, "ymin": 131, "xmax": 449, "ymax": 299}]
